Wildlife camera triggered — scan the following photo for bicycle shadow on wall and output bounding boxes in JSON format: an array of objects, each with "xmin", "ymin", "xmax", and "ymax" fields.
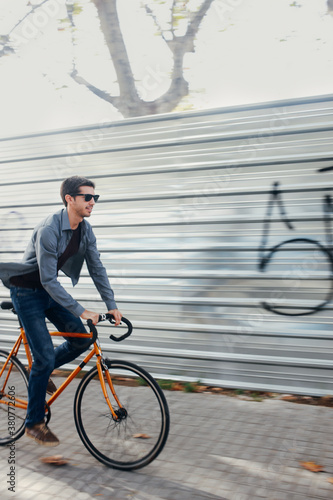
[{"xmin": 258, "ymin": 166, "xmax": 333, "ymax": 318}]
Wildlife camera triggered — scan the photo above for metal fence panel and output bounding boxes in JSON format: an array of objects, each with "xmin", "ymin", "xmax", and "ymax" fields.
[{"xmin": 1, "ymin": 94, "xmax": 333, "ymax": 395}]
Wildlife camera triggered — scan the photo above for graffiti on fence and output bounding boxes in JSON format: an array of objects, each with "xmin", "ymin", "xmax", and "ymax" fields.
[{"xmin": 258, "ymin": 168, "xmax": 333, "ymax": 316}]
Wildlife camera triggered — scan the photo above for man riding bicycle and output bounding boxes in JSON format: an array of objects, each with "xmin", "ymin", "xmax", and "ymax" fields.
[{"xmin": 0, "ymin": 176, "xmax": 122, "ymax": 446}]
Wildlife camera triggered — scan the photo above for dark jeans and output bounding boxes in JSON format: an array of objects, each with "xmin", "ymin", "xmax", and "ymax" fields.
[{"xmin": 10, "ymin": 286, "xmax": 90, "ymax": 428}]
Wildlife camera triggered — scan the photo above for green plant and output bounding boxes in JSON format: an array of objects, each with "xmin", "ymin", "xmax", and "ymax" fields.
[
  {"xmin": 157, "ymin": 379, "xmax": 174, "ymax": 390},
  {"xmin": 250, "ymin": 392, "xmax": 263, "ymax": 402},
  {"xmin": 137, "ymin": 377, "xmax": 148, "ymax": 386},
  {"xmin": 235, "ymin": 389, "xmax": 244, "ymax": 395},
  {"xmin": 183, "ymin": 382, "xmax": 197, "ymax": 393}
]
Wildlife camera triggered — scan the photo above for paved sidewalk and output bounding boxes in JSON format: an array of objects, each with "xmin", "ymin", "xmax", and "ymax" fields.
[{"xmin": 1, "ymin": 376, "xmax": 333, "ymax": 500}]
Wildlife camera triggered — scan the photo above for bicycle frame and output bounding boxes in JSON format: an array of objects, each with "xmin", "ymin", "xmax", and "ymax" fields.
[
  {"xmin": 0, "ymin": 308, "xmax": 169, "ymax": 471},
  {"xmin": 0, "ymin": 326, "xmax": 123, "ymax": 420}
]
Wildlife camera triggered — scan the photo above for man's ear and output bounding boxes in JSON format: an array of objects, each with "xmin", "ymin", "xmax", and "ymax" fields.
[{"xmin": 65, "ymin": 194, "xmax": 73, "ymax": 205}]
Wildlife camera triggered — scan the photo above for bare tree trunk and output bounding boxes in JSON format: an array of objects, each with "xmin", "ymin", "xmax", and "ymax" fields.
[
  {"xmin": 73, "ymin": 0, "xmax": 214, "ymax": 117},
  {"xmin": 91, "ymin": 0, "xmax": 143, "ymax": 116}
]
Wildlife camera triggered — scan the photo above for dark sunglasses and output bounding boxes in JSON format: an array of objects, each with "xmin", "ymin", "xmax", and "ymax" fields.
[{"xmin": 74, "ymin": 194, "xmax": 100, "ymax": 202}]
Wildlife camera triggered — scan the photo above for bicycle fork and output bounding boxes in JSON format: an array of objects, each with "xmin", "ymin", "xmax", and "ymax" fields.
[{"xmin": 94, "ymin": 340, "xmax": 127, "ymax": 422}]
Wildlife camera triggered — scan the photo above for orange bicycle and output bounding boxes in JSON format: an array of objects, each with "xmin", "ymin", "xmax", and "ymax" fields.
[{"xmin": 0, "ymin": 301, "xmax": 170, "ymax": 470}]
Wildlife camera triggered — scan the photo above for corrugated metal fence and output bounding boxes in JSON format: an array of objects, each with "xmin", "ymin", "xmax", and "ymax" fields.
[{"xmin": 1, "ymin": 94, "xmax": 333, "ymax": 395}]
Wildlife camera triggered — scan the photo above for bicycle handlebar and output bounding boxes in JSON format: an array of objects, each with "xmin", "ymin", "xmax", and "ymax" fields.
[
  {"xmin": 0, "ymin": 302, "xmax": 133, "ymax": 343},
  {"xmin": 87, "ymin": 319, "xmax": 98, "ymax": 344},
  {"xmin": 1, "ymin": 301, "xmax": 15, "ymax": 310},
  {"xmin": 97, "ymin": 314, "xmax": 133, "ymax": 342}
]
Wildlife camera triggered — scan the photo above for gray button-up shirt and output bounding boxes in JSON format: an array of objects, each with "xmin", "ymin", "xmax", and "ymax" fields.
[{"xmin": 0, "ymin": 208, "xmax": 117, "ymax": 317}]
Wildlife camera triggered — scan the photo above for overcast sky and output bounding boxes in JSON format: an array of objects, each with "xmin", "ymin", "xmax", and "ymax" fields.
[{"xmin": 0, "ymin": 0, "xmax": 332, "ymax": 138}]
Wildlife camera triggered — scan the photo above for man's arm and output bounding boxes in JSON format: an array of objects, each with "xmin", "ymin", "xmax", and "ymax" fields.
[{"xmin": 84, "ymin": 228, "xmax": 122, "ymax": 325}]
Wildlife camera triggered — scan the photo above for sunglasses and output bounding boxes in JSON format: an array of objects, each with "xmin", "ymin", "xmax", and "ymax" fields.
[{"xmin": 74, "ymin": 194, "xmax": 100, "ymax": 202}]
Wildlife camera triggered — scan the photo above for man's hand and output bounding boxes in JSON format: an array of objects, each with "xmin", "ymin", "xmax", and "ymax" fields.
[
  {"xmin": 108, "ymin": 309, "xmax": 122, "ymax": 326},
  {"xmin": 80, "ymin": 310, "xmax": 100, "ymax": 325},
  {"xmin": 80, "ymin": 309, "xmax": 122, "ymax": 326}
]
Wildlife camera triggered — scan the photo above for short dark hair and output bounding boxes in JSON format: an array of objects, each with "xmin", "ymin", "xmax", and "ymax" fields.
[{"xmin": 60, "ymin": 176, "xmax": 95, "ymax": 207}]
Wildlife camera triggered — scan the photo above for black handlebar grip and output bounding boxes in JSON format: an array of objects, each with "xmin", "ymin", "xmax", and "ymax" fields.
[
  {"xmin": 110, "ymin": 317, "xmax": 132, "ymax": 342},
  {"xmin": 97, "ymin": 314, "xmax": 133, "ymax": 342},
  {"xmin": 1, "ymin": 301, "xmax": 14, "ymax": 310},
  {"xmin": 87, "ymin": 319, "xmax": 98, "ymax": 344}
]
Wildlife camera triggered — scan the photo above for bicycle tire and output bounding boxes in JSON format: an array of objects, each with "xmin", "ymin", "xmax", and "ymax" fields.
[
  {"xmin": 0, "ymin": 349, "xmax": 28, "ymax": 445},
  {"xmin": 74, "ymin": 359, "xmax": 170, "ymax": 470}
]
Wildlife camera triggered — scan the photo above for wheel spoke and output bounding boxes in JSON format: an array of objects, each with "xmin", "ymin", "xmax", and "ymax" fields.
[{"xmin": 74, "ymin": 360, "xmax": 169, "ymax": 470}]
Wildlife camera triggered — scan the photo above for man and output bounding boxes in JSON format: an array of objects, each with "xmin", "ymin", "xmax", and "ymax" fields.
[{"xmin": 0, "ymin": 176, "xmax": 122, "ymax": 446}]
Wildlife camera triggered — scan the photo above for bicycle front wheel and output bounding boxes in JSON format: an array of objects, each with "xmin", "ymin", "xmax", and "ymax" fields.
[
  {"xmin": 0, "ymin": 349, "xmax": 28, "ymax": 445},
  {"xmin": 74, "ymin": 359, "xmax": 170, "ymax": 470}
]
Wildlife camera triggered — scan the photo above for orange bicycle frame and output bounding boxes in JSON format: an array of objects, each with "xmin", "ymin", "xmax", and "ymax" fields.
[{"xmin": 0, "ymin": 327, "xmax": 123, "ymax": 419}]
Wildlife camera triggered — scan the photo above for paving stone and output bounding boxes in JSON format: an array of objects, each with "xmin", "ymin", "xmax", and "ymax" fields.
[{"xmin": 3, "ymin": 378, "xmax": 333, "ymax": 499}]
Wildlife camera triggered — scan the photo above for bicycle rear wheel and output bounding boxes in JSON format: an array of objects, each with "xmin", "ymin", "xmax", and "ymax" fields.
[
  {"xmin": 74, "ymin": 359, "xmax": 170, "ymax": 470},
  {"xmin": 0, "ymin": 349, "xmax": 28, "ymax": 445}
]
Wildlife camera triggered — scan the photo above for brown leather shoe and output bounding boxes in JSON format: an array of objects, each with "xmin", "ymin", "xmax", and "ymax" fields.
[
  {"xmin": 25, "ymin": 422, "xmax": 59, "ymax": 447},
  {"xmin": 46, "ymin": 378, "xmax": 57, "ymax": 395}
]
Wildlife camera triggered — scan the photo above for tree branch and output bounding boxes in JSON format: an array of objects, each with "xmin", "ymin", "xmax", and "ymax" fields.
[
  {"xmin": 92, "ymin": 0, "xmax": 140, "ymax": 104},
  {"xmin": 186, "ymin": 0, "xmax": 214, "ymax": 41},
  {"xmin": 0, "ymin": 0, "xmax": 52, "ymax": 56},
  {"xmin": 70, "ymin": 68, "xmax": 120, "ymax": 106},
  {"xmin": 144, "ymin": 4, "xmax": 169, "ymax": 44},
  {"xmin": 170, "ymin": 0, "xmax": 178, "ymax": 38},
  {"xmin": 143, "ymin": 0, "xmax": 214, "ymax": 114},
  {"xmin": 8, "ymin": 0, "xmax": 51, "ymax": 36}
]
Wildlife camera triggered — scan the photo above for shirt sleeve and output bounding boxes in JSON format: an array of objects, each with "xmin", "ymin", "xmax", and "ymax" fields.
[
  {"xmin": 84, "ymin": 228, "xmax": 117, "ymax": 311},
  {"xmin": 35, "ymin": 225, "xmax": 85, "ymax": 317}
]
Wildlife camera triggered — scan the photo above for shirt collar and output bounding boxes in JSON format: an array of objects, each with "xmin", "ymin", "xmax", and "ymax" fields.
[{"xmin": 61, "ymin": 208, "xmax": 72, "ymax": 231}]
